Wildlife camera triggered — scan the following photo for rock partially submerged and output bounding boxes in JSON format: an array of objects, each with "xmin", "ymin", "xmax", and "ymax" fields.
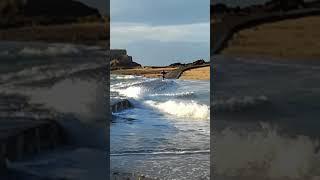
[{"xmin": 111, "ymin": 99, "xmax": 133, "ymax": 113}]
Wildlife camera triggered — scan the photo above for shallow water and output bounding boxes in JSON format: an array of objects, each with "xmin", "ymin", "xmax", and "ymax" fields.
[
  {"xmin": 213, "ymin": 55, "xmax": 320, "ymax": 179},
  {"xmin": 110, "ymin": 75, "xmax": 210, "ymax": 179}
]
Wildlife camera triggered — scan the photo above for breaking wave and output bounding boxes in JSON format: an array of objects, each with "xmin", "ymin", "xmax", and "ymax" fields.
[
  {"xmin": 149, "ymin": 91, "xmax": 195, "ymax": 98},
  {"xmin": 146, "ymin": 100, "xmax": 209, "ymax": 120},
  {"xmin": 19, "ymin": 45, "xmax": 80, "ymax": 56},
  {"xmin": 214, "ymin": 95, "xmax": 270, "ymax": 112},
  {"xmin": 214, "ymin": 123, "xmax": 320, "ymax": 179},
  {"xmin": 0, "ymin": 43, "xmax": 105, "ymax": 58},
  {"xmin": 114, "ymin": 75, "xmax": 137, "ymax": 80},
  {"xmin": 111, "ymin": 149, "xmax": 210, "ymax": 156}
]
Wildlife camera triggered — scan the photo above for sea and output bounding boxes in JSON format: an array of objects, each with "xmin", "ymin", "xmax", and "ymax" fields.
[
  {"xmin": 110, "ymin": 75, "xmax": 210, "ymax": 179},
  {"xmin": 0, "ymin": 41, "xmax": 108, "ymax": 180},
  {"xmin": 213, "ymin": 55, "xmax": 320, "ymax": 180}
]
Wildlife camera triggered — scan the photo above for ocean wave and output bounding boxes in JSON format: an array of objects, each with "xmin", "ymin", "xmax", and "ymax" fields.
[
  {"xmin": 114, "ymin": 75, "xmax": 137, "ymax": 80},
  {"xmin": 214, "ymin": 95, "xmax": 270, "ymax": 112},
  {"xmin": 0, "ymin": 63, "xmax": 105, "ymax": 86},
  {"xmin": 111, "ymin": 149, "xmax": 210, "ymax": 156},
  {"xmin": 215, "ymin": 123, "xmax": 320, "ymax": 179},
  {"xmin": 2, "ymin": 76, "xmax": 107, "ymax": 122},
  {"xmin": 18, "ymin": 45, "xmax": 81, "ymax": 56},
  {"xmin": 149, "ymin": 91, "xmax": 195, "ymax": 98},
  {"xmin": 0, "ymin": 44, "xmax": 103, "ymax": 58},
  {"xmin": 116, "ymin": 86, "xmax": 144, "ymax": 99},
  {"xmin": 112, "ymin": 79, "xmax": 178, "ymax": 99},
  {"xmin": 1, "ymin": 77, "xmax": 108, "ymax": 148},
  {"xmin": 145, "ymin": 100, "xmax": 210, "ymax": 120}
]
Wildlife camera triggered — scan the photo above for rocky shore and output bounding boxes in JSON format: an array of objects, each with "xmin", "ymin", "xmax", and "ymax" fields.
[{"xmin": 0, "ymin": 0, "xmax": 108, "ymax": 47}]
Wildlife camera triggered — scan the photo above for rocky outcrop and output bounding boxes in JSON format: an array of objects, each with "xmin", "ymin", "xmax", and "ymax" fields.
[
  {"xmin": 169, "ymin": 59, "xmax": 208, "ymax": 67},
  {"xmin": 110, "ymin": 49, "xmax": 141, "ymax": 70},
  {"xmin": 0, "ymin": 0, "xmax": 102, "ymax": 28}
]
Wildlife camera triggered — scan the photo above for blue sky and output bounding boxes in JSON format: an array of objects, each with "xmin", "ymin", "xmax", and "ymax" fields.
[{"xmin": 110, "ymin": 0, "xmax": 210, "ymax": 66}]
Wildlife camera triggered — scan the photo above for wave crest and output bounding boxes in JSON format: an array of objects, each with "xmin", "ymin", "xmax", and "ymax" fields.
[
  {"xmin": 19, "ymin": 45, "xmax": 81, "ymax": 56},
  {"xmin": 146, "ymin": 100, "xmax": 209, "ymax": 120},
  {"xmin": 214, "ymin": 95, "xmax": 269, "ymax": 112},
  {"xmin": 215, "ymin": 123, "xmax": 320, "ymax": 179}
]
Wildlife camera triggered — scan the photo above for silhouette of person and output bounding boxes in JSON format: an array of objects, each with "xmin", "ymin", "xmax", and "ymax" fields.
[{"xmin": 160, "ymin": 70, "xmax": 167, "ymax": 80}]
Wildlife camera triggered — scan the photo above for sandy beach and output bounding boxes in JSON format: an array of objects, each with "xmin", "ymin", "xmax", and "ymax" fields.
[
  {"xmin": 180, "ymin": 66, "xmax": 210, "ymax": 80},
  {"xmin": 221, "ymin": 15, "xmax": 320, "ymax": 59}
]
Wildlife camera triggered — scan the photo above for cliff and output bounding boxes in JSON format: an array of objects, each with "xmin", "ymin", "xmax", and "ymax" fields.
[{"xmin": 110, "ymin": 49, "xmax": 141, "ymax": 70}]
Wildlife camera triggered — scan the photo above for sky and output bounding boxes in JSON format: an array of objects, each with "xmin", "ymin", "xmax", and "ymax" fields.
[{"xmin": 110, "ymin": 0, "xmax": 210, "ymax": 66}]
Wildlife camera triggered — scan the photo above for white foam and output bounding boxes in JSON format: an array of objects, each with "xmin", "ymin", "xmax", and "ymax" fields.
[
  {"xmin": 214, "ymin": 95, "xmax": 269, "ymax": 112},
  {"xmin": 111, "ymin": 149, "xmax": 210, "ymax": 156},
  {"xmin": 146, "ymin": 100, "xmax": 209, "ymax": 120},
  {"xmin": 117, "ymin": 86, "xmax": 144, "ymax": 99},
  {"xmin": 115, "ymin": 75, "xmax": 136, "ymax": 80},
  {"xmin": 18, "ymin": 44, "xmax": 80, "ymax": 56},
  {"xmin": 149, "ymin": 91, "xmax": 194, "ymax": 98},
  {"xmin": 215, "ymin": 123, "xmax": 320, "ymax": 179},
  {"xmin": 2, "ymin": 78, "xmax": 107, "ymax": 121}
]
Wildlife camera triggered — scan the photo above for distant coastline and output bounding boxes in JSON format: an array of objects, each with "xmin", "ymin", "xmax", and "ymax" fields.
[{"xmin": 111, "ymin": 64, "xmax": 210, "ymax": 80}]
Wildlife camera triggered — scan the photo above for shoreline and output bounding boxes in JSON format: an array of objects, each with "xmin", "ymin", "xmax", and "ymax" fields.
[
  {"xmin": 0, "ymin": 22, "xmax": 108, "ymax": 48},
  {"xmin": 111, "ymin": 65, "xmax": 210, "ymax": 81}
]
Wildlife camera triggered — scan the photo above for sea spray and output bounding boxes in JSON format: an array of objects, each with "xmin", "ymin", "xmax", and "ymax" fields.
[
  {"xmin": 145, "ymin": 100, "xmax": 210, "ymax": 120},
  {"xmin": 214, "ymin": 123, "xmax": 320, "ymax": 179}
]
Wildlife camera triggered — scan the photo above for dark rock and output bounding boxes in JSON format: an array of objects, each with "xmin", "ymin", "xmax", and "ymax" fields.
[
  {"xmin": 169, "ymin": 62, "xmax": 185, "ymax": 67},
  {"xmin": 110, "ymin": 49, "xmax": 141, "ymax": 70},
  {"xmin": 192, "ymin": 59, "xmax": 206, "ymax": 66},
  {"xmin": 0, "ymin": 0, "xmax": 102, "ymax": 28}
]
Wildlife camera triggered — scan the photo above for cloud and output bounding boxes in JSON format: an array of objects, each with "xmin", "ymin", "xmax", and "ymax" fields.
[
  {"xmin": 111, "ymin": 22, "xmax": 210, "ymax": 48},
  {"xmin": 110, "ymin": 0, "xmax": 209, "ymax": 25}
]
